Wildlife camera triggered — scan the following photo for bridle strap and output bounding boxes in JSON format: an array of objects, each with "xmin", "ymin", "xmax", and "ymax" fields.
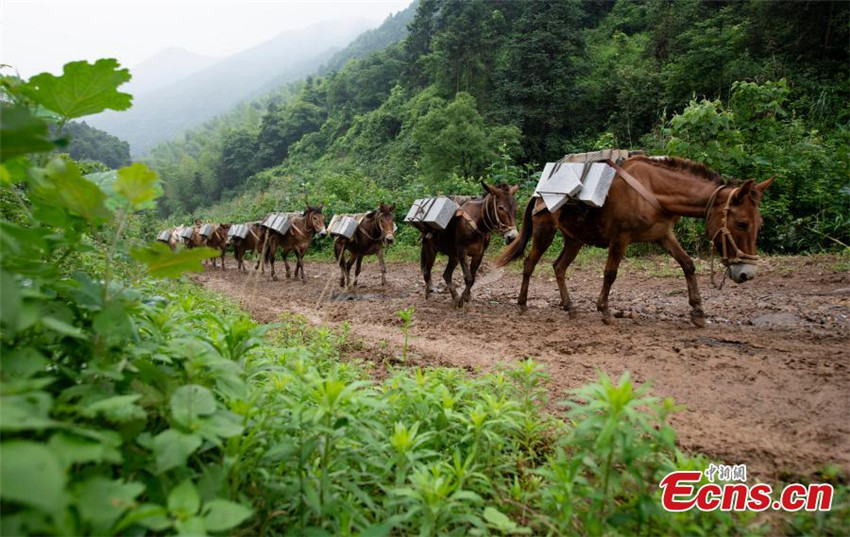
[
  {"xmin": 705, "ymin": 185, "xmax": 759, "ymax": 288},
  {"xmin": 357, "ymin": 213, "xmax": 386, "ymax": 242}
]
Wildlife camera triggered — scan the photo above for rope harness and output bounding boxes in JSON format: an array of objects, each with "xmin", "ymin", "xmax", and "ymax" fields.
[
  {"xmin": 356, "ymin": 213, "xmax": 392, "ymax": 242},
  {"xmin": 704, "ymin": 185, "xmax": 759, "ymax": 289},
  {"xmin": 458, "ymin": 193, "xmax": 516, "ymax": 237}
]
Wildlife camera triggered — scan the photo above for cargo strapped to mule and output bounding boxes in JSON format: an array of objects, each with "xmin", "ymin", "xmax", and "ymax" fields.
[
  {"xmin": 227, "ymin": 224, "xmax": 250, "ymax": 241},
  {"xmin": 157, "ymin": 230, "xmax": 172, "ymax": 242},
  {"xmin": 198, "ymin": 224, "xmax": 215, "ymax": 238},
  {"xmin": 404, "ymin": 197, "xmax": 459, "ymax": 232},
  {"xmin": 179, "ymin": 227, "xmax": 195, "ymax": 239},
  {"xmin": 261, "ymin": 213, "xmax": 293, "ymax": 235},
  {"xmin": 328, "ymin": 213, "xmax": 365, "ymax": 239}
]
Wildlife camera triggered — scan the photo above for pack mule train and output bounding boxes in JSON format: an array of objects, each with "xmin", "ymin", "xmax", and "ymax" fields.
[
  {"xmin": 496, "ymin": 155, "xmax": 775, "ymax": 327},
  {"xmin": 416, "ymin": 182, "xmax": 520, "ymax": 308},
  {"xmin": 264, "ymin": 204, "xmax": 328, "ymax": 282},
  {"xmin": 332, "ymin": 203, "xmax": 397, "ymax": 289}
]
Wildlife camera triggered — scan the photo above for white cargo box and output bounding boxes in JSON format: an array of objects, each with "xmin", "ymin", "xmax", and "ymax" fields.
[
  {"xmin": 328, "ymin": 214, "xmax": 361, "ymax": 239},
  {"xmin": 576, "ymin": 163, "xmax": 616, "ymax": 208},
  {"xmin": 179, "ymin": 227, "xmax": 195, "ymax": 240},
  {"xmin": 261, "ymin": 213, "xmax": 293, "ymax": 235},
  {"xmin": 198, "ymin": 224, "xmax": 215, "ymax": 238},
  {"xmin": 405, "ymin": 197, "xmax": 459, "ymax": 231},
  {"xmin": 227, "ymin": 224, "xmax": 249, "ymax": 240},
  {"xmin": 157, "ymin": 230, "xmax": 172, "ymax": 243},
  {"xmin": 534, "ymin": 162, "xmax": 583, "ymax": 211}
]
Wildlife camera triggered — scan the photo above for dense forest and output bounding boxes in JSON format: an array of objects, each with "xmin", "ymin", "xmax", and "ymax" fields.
[
  {"xmin": 60, "ymin": 121, "xmax": 132, "ymax": 169},
  {"xmin": 150, "ymin": 0, "xmax": 849, "ymax": 253}
]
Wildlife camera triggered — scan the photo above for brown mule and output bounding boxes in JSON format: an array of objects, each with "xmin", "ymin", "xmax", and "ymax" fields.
[
  {"xmin": 334, "ymin": 203, "xmax": 396, "ymax": 289},
  {"xmin": 497, "ymin": 156, "xmax": 775, "ymax": 326},
  {"xmin": 421, "ymin": 182, "xmax": 520, "ymax": 307},
  {"xmin": 265, "ymin": 204, "xmax": 328, "ymax": 282},
  {"xmin": 182, "ymin": 219, "xmax": 205, "ymax": 250},
  {"xmin": 232, "ymin": 222, "xmax": 269, "ymax": 273},
  {"xmin": 205, "ymin": 223, "xmax": 232, "ymax": 269}
]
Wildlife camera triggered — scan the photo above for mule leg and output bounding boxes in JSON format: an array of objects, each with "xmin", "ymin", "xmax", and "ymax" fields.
[
  {"xmin": 353, "ymin": 255, "xmax": 363, "ymax": 287},
  {"xmin": 519, "ymin": 222, "xmax": 557, "ymax": 311},
  {"xmin": 336, "ymin": 242, "xmax": 348, "ymax": 288},
  {"xmin": 553, "ymin": 236, "xmax": 583, "ymax": 318},
  {"xmin": 420, "ymin": 241, "xmax": 436, "ymax": 299},
  {"xmin": 597, "ymin": 239, "xmax": 628, "ymax": 325},
  {"xmin": 460, "ymin": 251, "xmax": 484, "ymax": 305},
  {"xmin": 377, "ymin": 248, "xmax": 387, "ymax": 287},
  {"xmin": 220, "ymin": 248, "xmax": 226, "ymax": 271},
  {"xmin": 443, "ymin": 255, "xmax": 460, "ymax": 305},
  {"xmin": 297, "ymin": 250, "xmax": 306, "ymax": 283},
  {"xmin": 282, "ymin": 251, "xmax": 292, "ymax": 279},
  {"xmin": 658, "ymin": 231, "xmax": 706, "ymax": 327},
  {"xmin": 268, "ymin": 247, "xmax": 278, "ymax": 281}
]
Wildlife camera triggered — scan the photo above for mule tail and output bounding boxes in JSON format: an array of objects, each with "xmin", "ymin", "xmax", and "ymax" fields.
[{"xmin": 496, "ymin": 197, "xmax": 536, "ymax": 267}]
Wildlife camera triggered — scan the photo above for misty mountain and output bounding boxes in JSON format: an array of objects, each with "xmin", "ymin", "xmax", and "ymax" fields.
[
  {"xmin": 88, "ymin": 18, "xmax": 375, "ymax": 156},
  {"xmin": 125, "ymin": 47, "xmax": 219, "ymax": 97}
]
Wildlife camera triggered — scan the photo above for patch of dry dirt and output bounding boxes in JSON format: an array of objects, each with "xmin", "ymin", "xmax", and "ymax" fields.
[{"xmin": 194, "ymin": 254, "xmax": 850, "ymax": 480}]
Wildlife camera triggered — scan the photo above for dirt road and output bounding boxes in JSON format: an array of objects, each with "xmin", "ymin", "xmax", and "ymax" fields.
[{"xmin": 195, "ymin": 254, "xmax": 849, "ymax": 480}]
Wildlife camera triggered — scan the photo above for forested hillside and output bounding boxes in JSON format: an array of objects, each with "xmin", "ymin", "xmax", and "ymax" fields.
[
  {"xmin": 59, "ymin": 121, "xmax": 131, "ymax": 169},
  {"xmin": 87, "ymin": 18, "xmax": 375, "ymax": 155},
  {"xmin": 150, "ymin": 0, "xmax": 849, "ymax": 253}
]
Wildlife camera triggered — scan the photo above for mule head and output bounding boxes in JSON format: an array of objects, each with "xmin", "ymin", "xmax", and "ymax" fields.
[
  {"xmin": 306, "ymin": 203, "xmax": 328, "ymax": 237},
  {"xmin": 706, "ymin": 176, "xmax": 775, "ymax": 284},
  {"xmin": 375, "ymin": 203, "xmax": 396, "ymax": 245},
  {"xmin": 481, "ymin": 181, "xmax": 520, "ymax": 243}
]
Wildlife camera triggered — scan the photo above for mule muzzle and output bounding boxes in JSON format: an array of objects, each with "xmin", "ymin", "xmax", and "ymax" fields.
[
  {"xmin": 503, "ymin": 228, "xmax": 518, "ymax": 244},
  {"xmin": 384, "ymin": 234, "xmax": 395, "ymax": 245},
  {"xmin": 318, "ymin": 228, "xmax": 328, "ymax": 238},
  {"xmin": 729, "ymin": 263, "xmax": 757, "ymax": 284}
]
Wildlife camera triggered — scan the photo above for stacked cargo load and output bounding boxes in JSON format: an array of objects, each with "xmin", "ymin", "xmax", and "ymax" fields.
[
  {"xmin": 404, "ymin": 197, "xmax": 460, "ymax": 233},
  {"xmin": 261, "ymin": 213, "xmax": 293, "ymax": 236},
  {"xmin": 227, "ymin": 224, "xmax": 250, "ymax": 241},
  {"xmin": 328, "ymin": 213, "xmax": 364, "ymax": 239},
  {"xmin": 534, "ymin": 149, "xmax": 644, "ymax": 210}
]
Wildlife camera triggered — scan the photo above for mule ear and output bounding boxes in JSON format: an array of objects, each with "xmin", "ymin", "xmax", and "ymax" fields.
[
  {"xmin": 755, "ymin": 175, "xmax": 776, "ymax": 193},
  {"xmin": 389, "ymin": 203, "xmax": 396, "ymax": 212},
  {"xmin": 481, "ymin": 180, "xmax": 496, "ymax": 195},
  {"xmin": 733, "ymin": 180, "xmax": 754, "ymax": 203},
  {"xmin": 509, "ymin": 184, "xmax": 519, "ymax": 195}
]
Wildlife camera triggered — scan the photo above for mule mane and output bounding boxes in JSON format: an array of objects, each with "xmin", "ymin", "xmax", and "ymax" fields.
[{"xmin": 630, "ymin": 156, "xmax": 724, "ymax": 185}]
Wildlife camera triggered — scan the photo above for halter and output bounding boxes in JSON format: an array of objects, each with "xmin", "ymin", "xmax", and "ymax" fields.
[
  {"xmin": 704, "ymin": 185, "xmax": 759, "ymax": 288},
  {"xmin": 357, "ymin": 212, "xmax": 392, "ymax": 242},
  {"xmin": 480, "ymin": 193, "xmax": 515, "ymax": 236}
]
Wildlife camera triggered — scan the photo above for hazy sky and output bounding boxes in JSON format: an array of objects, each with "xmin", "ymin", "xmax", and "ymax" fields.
[{"xmin": 1, "ymin": 0, "xmax": 411, "ymax": 78}]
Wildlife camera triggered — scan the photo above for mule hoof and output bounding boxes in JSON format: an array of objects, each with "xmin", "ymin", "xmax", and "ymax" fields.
[
  {"xmin": 601, "ymin": 315, "xmax": 614, "ymax": 325},
  {"xmin": 272, "ymin": 276, "xmax": 279, "ymax": 281},
  {"xmin": 690, "ymin": 312, "xmax": 707, "ymax": 328},
  {"xmin": 567, "ymin": 309, "xmax": 578, "ymax": 320},
  {"xmin": 517, "ymin": 303, "xmax": 527, "ymax": 314}
]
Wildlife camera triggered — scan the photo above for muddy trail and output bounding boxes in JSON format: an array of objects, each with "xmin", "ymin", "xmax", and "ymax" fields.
[{"xmin": 195, "ymin": 254, "xmax": 850, "ymax": 481}]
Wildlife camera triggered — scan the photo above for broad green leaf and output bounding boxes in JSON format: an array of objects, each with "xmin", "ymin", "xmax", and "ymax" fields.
[
  {"xmin": 175, "ymin": 516, "xmax": 206, "ymax": 536},
  {"xmin": 167, "ymin": 479, "xmax": 200, "ymax": 517},
  {"xmin": 0, "ymin": 346, "xmax": 48, "ymax": 379},
  {"xmin": 41, "ymin": 315, "xmax": 87, "ymax": 339},
  {"xmin": 171, "ymin": 384, "xmax": 217, "ymax": 428},
  {"xmin": 198, "ymin": 412, "xmax": 244, "ymax": 440},
  {"xmin": 482, "ymin": 507, "xmax": 530, "ymax": 534},
  {"xmin": 0, "ymin": 104, "xmax": 56, "ymax": 161},
  {"xmin": 92, "ymin": 299, "xmax": 134, "ymax": 348},
  {"xmin": 23, "ymin": 59, "xmax": 132, "ymax": 120},
  {"xmin": 0, "ymin": 269, "xmax": 22, "ymax": 331},
  {"xmin": 131, "ymin": 242, "xmax": 219, "ymax": 279},
  {"xmin": 75, "ymin": 477, "xmax": 144, "ymax": 534},
  {"xmin": 0, "ymin": 392, "xmax": 56, "ymax": 431},
  {"xmin": 48, "ymin": 432, "xmax": 122, "ymax": 468},
  {"xmin": 152, "ymin": 429, "xmax": 202, "ymax": 473},
  {"xmin": 115, "ymin": 503, "xmax": 171, "ymax": 532},
  {"xmin": 0, "ymin": 441, "xmax": 66, "ymax": 514},
  {"xmin": 33, "ymin": 158, "xmax": 111, "ymax": 223},
  {"xmin": 84, "ymin": 394, "xmax": 146, "ymax": 423},
  {"xmin": 114, "ymin": 162, "xmax": 161, "ymax": 210},
  {"xmin": 201, "ymin": 499, "xmax": 253, "ymax": 532}
]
